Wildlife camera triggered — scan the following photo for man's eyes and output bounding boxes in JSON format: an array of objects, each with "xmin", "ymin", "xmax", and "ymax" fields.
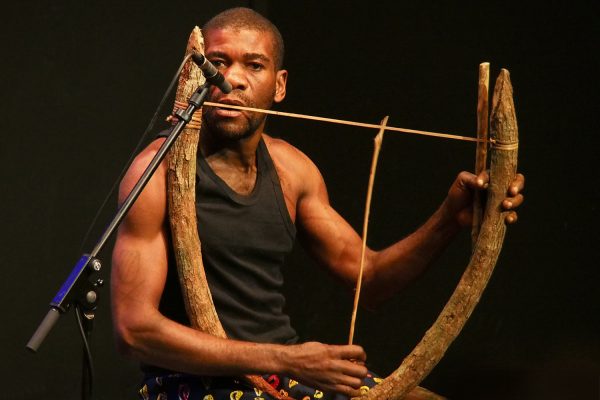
[
  {"xmin": 248, "ymin": 62, "xmax": 265, "ymax": 71},
  {"xmin": 207, "ymin": 59, "xmax": 264, "ymax": 71}
]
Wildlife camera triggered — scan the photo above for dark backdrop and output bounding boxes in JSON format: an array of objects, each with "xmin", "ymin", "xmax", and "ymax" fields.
[{"xmin": 1, "ymin": 1, "xmax": 597, "ymax": 399}]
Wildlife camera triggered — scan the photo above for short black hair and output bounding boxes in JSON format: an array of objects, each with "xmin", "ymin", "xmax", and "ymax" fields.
[{"xmin": 203, "ymin": 7, "xmax": 285, "ymax": 70}]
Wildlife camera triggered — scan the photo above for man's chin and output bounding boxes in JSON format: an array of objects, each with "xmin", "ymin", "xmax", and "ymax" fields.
[
  {"xmin": 209, "ymin": 121, "xmax": 254, "ymax": 140},
  {"xmin": 204, "ymin": 112, "xmax": 264, "ymax": 141}
]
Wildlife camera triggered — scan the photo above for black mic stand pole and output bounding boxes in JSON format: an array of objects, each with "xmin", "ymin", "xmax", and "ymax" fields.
[{"xmin": 26, "ymin": 83, "xmax": 211, "ymax": 400}]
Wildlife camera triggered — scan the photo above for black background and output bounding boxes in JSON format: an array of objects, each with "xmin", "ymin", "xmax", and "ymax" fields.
[{"xmin": 1, "ymin": 1, "xmax": 598, "ymax": 399}]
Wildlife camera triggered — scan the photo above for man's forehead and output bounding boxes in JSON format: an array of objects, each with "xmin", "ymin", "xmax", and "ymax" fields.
[
  {"xmin": 204, "ymin": 27, "xmax": 275, "ymax": 55},
  {"xmin": 204, "ymin": 26, "xmax": 271, "ymax": 42}
]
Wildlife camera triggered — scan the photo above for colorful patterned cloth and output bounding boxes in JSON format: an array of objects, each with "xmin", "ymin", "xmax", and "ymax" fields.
[{"xmin": 139, "ymin": 372, "xmax": 382, "ymax": 400}]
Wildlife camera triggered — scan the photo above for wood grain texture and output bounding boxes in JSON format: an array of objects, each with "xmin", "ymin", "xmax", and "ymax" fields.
[{"xmin": 471, "ymin": 62, "xmax": 490, "ymax": 247}]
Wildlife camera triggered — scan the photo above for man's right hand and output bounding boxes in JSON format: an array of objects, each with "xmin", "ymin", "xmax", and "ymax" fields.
[{"xmin": 280, "ymin": 342, "xmax": 368, "ymax": 397}]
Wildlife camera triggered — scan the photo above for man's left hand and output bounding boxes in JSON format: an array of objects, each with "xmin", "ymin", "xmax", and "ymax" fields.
[{"xmin": 444, "ymin": 171, "xmax": 525, "ymax": 227}]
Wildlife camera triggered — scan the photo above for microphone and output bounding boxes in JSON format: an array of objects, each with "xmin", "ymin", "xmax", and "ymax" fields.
[{"xmin": 191, "ymin": 53, "xmax": 232, "ymax": 94}]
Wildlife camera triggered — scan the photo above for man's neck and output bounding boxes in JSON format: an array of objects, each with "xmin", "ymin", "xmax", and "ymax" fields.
[
  {"xmin": 200, "ymin": 129, "xmax": 262, "ymax": 171},
  {"xmin": 198, "ymin": 127, "xmax": 265, "ymax": 196}
]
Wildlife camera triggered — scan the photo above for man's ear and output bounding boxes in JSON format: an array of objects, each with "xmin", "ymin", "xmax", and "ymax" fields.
[{"xmin": 274, "ymin": 69, "xmax": 288, "ymax": 103}]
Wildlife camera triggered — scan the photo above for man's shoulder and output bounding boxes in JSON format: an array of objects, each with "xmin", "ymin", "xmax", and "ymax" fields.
[
  {"xmin": 130, "ymin": 137, "xmax": 166, "ymax": 165},
  {"xmin": 119, "ymin": 138, "xmax": 167, "ymax": 200},
  {"xmin": 263, "ymin": 134, "xmax": 315, "ymax": 171},
  {"xmin": 262, "ymin": 134, "xmax": 326, "ymax": 198}
]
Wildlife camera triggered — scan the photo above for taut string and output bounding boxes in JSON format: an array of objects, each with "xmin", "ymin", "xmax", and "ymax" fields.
[{"xmin": 203, "ymin": 101, "xmax": 493, "ymax": 144}]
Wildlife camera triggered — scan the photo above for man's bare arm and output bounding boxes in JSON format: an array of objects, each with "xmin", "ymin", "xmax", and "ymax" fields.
[{"xmin": 294, "ymin": 151, "xmax": 524, "ymax": 307}]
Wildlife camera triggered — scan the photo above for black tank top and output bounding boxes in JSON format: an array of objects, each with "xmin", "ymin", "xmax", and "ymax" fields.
[{"xmin": 158, "ymin": 135, "xmax": 298, "ymax": 345}]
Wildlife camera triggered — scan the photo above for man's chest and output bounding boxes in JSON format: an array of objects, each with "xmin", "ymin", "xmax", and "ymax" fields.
[
  {"xmin": 205, "ymin": 157, "xmax": 299, "ymax": 222},
  {"xmin": 206, "ymin": 161, "xmax": 258, "ymax": 196}
]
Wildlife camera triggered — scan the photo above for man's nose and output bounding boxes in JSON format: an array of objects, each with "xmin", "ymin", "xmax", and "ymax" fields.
[{"xmin": 222, "ymin": 63, "xmax": 247, "ymax": 91}]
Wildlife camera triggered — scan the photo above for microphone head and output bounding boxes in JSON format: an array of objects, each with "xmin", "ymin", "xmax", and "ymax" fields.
[
  {"xmin": 190, "ymin": 53, "xmax": 232, "ymax": 93},
  {"xmin": 190, "ymin": 52, "xmax": 206, "ymax": 67},
  {"xmin": 214, "ymin": 76, "xmax": 232, "ymax": 94}
]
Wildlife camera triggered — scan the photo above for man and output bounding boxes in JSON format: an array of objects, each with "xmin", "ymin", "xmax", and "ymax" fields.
[{"xmin": 111, "ymin": 7, "xmax": 525, "ymax": 400}]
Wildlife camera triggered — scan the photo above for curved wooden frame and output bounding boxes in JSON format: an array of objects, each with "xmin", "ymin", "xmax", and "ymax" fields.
[{"xmin": 359, "ymin": 69, "xmax": 518, "ymax": 399}]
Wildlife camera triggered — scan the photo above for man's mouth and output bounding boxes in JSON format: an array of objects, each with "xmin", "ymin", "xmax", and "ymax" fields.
[{"xmin": 212, "ymin": 98, "xmax": 245, "ymax": 117}]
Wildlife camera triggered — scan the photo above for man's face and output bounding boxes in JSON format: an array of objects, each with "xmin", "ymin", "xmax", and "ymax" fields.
[{"xmin": 202, "ymin": 27, "xmax": 287, "ymax": 140}]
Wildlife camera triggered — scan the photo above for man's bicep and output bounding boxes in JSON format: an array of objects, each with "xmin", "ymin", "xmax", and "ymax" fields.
[
  {"xmin": 296, "ymin": 170, "xmax": 363, "ymax": 285},
  {"xmin": 110, "ymin": 225, "xmax": 169, "ymax": 354},
  {"xmin": 111, "ymin": 229, "xmax": 169, "ymax": 309},
  {"xmin": 111, "ymin": 145, "xmax": 169, "ymax": 326}
]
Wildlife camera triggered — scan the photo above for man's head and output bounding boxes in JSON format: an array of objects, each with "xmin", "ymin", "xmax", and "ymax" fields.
[
  {"xmin": 201, "ymin": 8, "xmax": 288, "ymax": 141},
  {"xmin": 202, "ymin": 7, "xmax": 284, "ymax": 71}
]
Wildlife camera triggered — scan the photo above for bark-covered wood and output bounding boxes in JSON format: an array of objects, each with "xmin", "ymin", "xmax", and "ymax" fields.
[
  {"xmin": 471, "ymin": 62, "xmax": 490, "ymax": 247},
  {"xmin": 166, "ymin": 27, "xmax": 226, "ymax": 338},
  {"xmin": 359, "ymin": 69, "xmax": 519, "ymax": 400},
  {"xmin": 166, "ymin": 27, "xmax": 290, "ymax": 400}
]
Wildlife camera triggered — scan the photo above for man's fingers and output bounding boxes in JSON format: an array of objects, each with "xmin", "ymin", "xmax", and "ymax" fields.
[
  {"xmin": 332, "ymin": 372, "xmax": 365, "ymax": 389},
  {"xmin": 459, "ymin": 171, "xmax": 524, "ymax": 194},
  {"xmin": 505, "ymin": 211, "xmax": 518, "ymax": 224},
  {"xmin": 475, "ymin": 170, "xmax": 490, "ymax": 189},
  {"xmin": 337, "ymin": 360, "xmax": 368, "ymax": 379},
  {"xmin": 503, "ymin": 193, "xmax": 524, "ymax": 210},
  {"xmin": 509, "ymin": 173, "xmax": 525, "ymax": 196},
  {"xmin": 336, "ymin": 344, "xmax": 367, "ymax": 362},
  {"xmin": 455, "ymin": 171, "xmax": 481, "ymax": 190}
]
